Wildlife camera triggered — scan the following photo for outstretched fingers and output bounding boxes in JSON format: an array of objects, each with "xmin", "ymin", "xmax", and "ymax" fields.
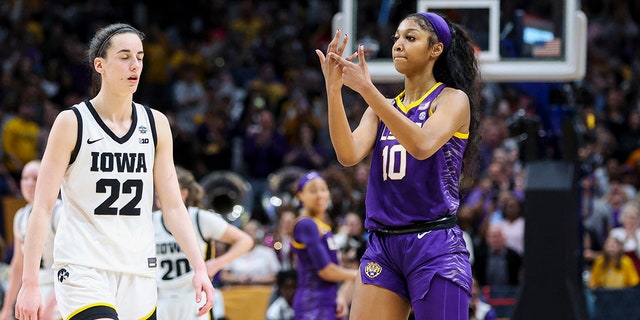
[
  {"xmin": 345, "ymin": 50, "xmax": 358, "ymax": 62},
  {"xmin": 357, "ymin": 44, "xmax": 370, "ymax": 74},
  {"xmin": 337, "ymin": 32, "xmax": 349, "ymax": 56},
  {"xmin": 315, "ymin": 49, "xmax": 326, "ymax": 64}
]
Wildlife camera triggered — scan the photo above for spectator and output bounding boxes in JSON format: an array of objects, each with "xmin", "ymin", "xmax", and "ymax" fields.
[
  {"xmin": 609, "ymin": 202, "xmax": 640, "ymax": 274},
  {"xmin": 333, "ymin": 211, "xmax": 368, "ymax": 269},
  {"xmin": 195, "ymin": 108, "xmax": 233, "ymax": 172},
  {"xmin": 282, "ymin": 121, "xmax": 327, "ymax": 171},
  {"xmin": 494, "ymin": 192, "xmax": 525, "ymax": 256},
  {"xmin": 264, "ymin": 208, "xmax": 297, "ymax": 271},
  {"xmin": 601, "ymin": 176, "xmax": 632, "ymax": 228},
  {"xmin": 172, "ymin": 64, "xmax": 209, "ymax": 134},
  {"xmin": 2, "ymin": 101, "xmax": 40, "ymax": 182},
  {"xmin": 589, "ymin": 235, "xmax": 639, "ymax": 289},
  {"xmin": 265, "ymin": 270, "xmax": 297, "ymax": 320},
  {"xmin": 474, "ymin": 224, "xmax": 523, "ymax": 286},
  {"xmin": 580, "ymin": 174, "xmax": 613, "ymax": 247},
  {"xmin": 220, "ymin": 219, "xmax": 281, "ymax": 286},
  {"xmin": 242, "ymin": 109, "xmax": 288, "ymax": 222},
  {"xmin": 469, "ymin": 277, "xmax": 498, "ymax": 320}
]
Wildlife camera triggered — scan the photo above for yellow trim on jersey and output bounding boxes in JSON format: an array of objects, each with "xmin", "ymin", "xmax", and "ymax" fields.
[
  {"xmin": 291, "ymin": 216, "xmax": 332, "ymax": 249},
  {"xmin": 453, "ymin": 131, "xmax": 469, "ymax": 139},
  {"xmin": 395, "ymin": 82, "xmax": 443, "ymax": 114},
  {"xmin": 312, "ymin": 217, "xmax": 332, "ymax": 233},
  {"xmin": 292, "ymin": 239, "xmax": 306, "ymax": 249},
  {"xmin": 421, "ymin": 86, "xmax": 469, "ymax": 139},
  {"xmin": 67, "ymin": 303, "xmax": 116, "ymax": 320}
]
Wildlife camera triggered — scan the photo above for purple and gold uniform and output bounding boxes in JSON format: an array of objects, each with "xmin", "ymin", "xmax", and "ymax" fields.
[
  {"xmin": 361, "ymin": 82, "xmax": 472, "ymax": 314},
  {"xmin": 291, "ymin": 217, "xmax": 340, "ymax": 320}
]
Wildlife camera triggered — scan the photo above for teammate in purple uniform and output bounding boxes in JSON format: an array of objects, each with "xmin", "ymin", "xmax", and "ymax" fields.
[
  {"xmin": 292, "ymin": 171, "xmax": 358, "ymax": 320},
  {"xmin": 316, "ymin": 11, "xmax": 482, "ymax": 320}
]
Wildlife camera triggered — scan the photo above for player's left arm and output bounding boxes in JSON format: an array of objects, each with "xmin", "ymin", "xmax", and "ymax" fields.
[
  {"xmin": 151, "ymin": 109, "xmax": 214, "ymax": 315},
  {"xmin": 201, "ymin": 212, "xmax": 254, "ymax": 278}
]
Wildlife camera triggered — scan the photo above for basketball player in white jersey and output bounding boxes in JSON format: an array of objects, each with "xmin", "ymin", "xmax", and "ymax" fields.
[
  {"xmin": 15, "ymin": 23, "xmax": 214, "ymax": 320},
  {"xmin": 154, "ymin": 166, "xmax": 253, "ymax": 320},
  {"xmin": 0, "ymin": 160, "xmax": 62, "ymax": 320}
]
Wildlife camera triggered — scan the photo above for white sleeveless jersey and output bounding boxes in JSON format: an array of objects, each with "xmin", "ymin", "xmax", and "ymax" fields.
[
  {"xmin": 153, "ymin": 206, "xmax": 228, "ymax": 294},
  {"xmin": 14, "ymin": 199, "xmax": 63, "ymax": 285},
  {"xmin": 54, "ymin": 100, "xmax": 157, "ymax": 277}
]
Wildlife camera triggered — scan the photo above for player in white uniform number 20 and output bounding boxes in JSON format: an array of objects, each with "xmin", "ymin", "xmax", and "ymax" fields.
[{"xmin": 154, "ymin": 166, "xmax": 253, "ymax": 320}]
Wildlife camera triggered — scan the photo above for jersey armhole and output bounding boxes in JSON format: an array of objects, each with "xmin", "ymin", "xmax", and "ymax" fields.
[
  {"xmin": 194, "ymin": 208, "xmax": 209, "ymax": 242},
  {"xmin": 69, "ymin": 106, "xmax": 83, "ymax": 165},
  {"xmin": 143, "ymin": 104, "xmax": 158, "ymax": 148},
  {"xmin": 195, "ymin": 208, "xmax": 216, "ymax": 260}
]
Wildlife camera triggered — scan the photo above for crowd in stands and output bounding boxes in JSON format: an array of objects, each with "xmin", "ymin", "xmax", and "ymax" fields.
[{"xmin": 0, "ymin": 0, "xmax": 640, "ymax": 319}]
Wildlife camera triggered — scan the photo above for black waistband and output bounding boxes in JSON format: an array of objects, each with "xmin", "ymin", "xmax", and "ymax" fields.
[{"xmin": 374, "ymin": 215, "xmax": 457, "ymax": 234}]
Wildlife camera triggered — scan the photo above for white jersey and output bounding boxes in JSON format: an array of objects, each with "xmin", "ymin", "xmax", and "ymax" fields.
[
  {"xmin": 153, "ymin": 206, "xmax": 228, "ymax": 293},
  {"xmin": 54, "ymin": 100, "xmax": 157, "ymax": 277},
  {"xmin": 14, "ymin": 199, "xmax": 63, "ymax": 285}
]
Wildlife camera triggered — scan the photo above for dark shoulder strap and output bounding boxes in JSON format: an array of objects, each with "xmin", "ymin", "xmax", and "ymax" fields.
[
  {"xmin": 194, "ymin": 208, "xmax": 209, "ymax": 242},
  {"xmin": 142, "ymin": 104, "xmax": 158, "ymax": 149},
  {"xmin": 69, "ymin": 104, "xmax": 84, "ymax": 165}
]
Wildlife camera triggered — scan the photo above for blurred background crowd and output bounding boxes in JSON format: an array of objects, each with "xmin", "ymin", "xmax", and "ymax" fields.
[{"xmin": 0, "ymin": 0, "xmax": 640, "ymax": 319}]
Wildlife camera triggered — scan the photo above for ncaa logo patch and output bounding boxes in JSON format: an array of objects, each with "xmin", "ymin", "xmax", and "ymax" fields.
[
  {"xmin": 364, "ymin": 262, "xmax": 382, "ymax": 278},
  {"xmin": 57, "ymin": 268, "xmax": 69, "ymax": 283}
]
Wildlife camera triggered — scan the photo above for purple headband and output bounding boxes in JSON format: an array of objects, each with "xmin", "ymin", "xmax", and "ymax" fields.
[
  {"xmin": 297, "ymin": 171, "xmax": 322, "ymax": 192},
  {"xmin": 418, "ymin": 12, "xmax": 451, "ymax": 51}
]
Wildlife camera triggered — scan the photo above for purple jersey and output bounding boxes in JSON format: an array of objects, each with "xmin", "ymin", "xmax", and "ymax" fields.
[
  {"xmin": 365, "ymin": 82, "xmax": 468, "ymax": 230},
  {"xmin": 291, "ymin": 217, "xmax": 340, "ymax": 319}
]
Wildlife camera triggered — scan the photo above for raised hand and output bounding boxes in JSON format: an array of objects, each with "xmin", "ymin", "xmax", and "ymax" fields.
[
  {"xmin": 328, "ymin": 44, "xmax": 372, "ymax": 94},
  {"xmin": 315, "ymin": 29, "xmax": 350, "ymax": 90}
]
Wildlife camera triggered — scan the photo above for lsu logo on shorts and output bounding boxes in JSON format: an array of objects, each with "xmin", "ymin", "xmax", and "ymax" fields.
[{"xmin": 364, "ymin": 262, "xmax": 382, "ymax": 278}]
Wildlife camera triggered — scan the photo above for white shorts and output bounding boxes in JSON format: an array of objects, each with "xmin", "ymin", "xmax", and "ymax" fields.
[
  {"xmin": 40, "ymin": 280, "xmax": 61, "ymax": 320},
  {"xmin": 157, "ymin": 294, "xmax": 208, "ymax": 320},
  {"xmin": 53, "ymin": 264, "xmax": 157, "ymax": 319}
]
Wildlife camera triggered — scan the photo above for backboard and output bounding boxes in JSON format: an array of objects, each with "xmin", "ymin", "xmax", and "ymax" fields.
[{"xmin": 333, "ymin": 0, "xmax": 587, "ymax": 82}]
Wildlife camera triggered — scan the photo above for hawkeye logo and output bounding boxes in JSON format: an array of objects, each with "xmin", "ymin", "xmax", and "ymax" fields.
[{"xmin": 57, "ymin": 268, "xmax": 69, "ymax": 283}]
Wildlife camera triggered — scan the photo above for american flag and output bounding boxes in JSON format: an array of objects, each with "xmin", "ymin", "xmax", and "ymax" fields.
[{"xmin": 532, "ymin": 38, "xmax": 562, "ymax": 58}]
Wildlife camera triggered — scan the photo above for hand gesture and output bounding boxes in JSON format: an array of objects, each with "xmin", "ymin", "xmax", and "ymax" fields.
[
  {"xmin": 329, "ymin": 44, "xmax": 372, "ymax": 94},
  {"xmin": 193, "ymin": 269, "xmax": 215, "ymax": 317},
  {"xmin": 315, "ymin": 30, "xmax": 350, "ymax": 90}
]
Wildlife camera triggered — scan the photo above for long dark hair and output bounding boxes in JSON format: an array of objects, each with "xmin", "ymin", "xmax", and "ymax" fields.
[
  {"xmin": 85, "ymin": 23, "xmax": 145, "ymax": 96},
  {"xmin": 407, "ymin": 12, "xmax": 483, "ymax": 190}
]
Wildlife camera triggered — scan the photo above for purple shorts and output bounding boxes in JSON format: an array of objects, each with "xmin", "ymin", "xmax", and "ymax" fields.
[{"xmin": 360, "ymin": 226, "xmax": 472, "ymax": 303}]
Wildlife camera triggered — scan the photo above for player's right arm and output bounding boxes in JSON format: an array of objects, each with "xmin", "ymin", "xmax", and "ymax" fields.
[
  {"xmin": 317, "ymin": 30, "xmax": 378, "ymax": 166},
  {"xmin": 15, "ymin": 110, "xmax": 75, "ymax": 320}
]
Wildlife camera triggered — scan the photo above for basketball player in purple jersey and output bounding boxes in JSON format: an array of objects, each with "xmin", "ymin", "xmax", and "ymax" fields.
[
  {"xmin": 292, "ymin": 171, "xmax": 357, "ymax": 319},
  {"xmin": 316, "ymin": 11, "xmax": 482, "ymax": 320}
]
